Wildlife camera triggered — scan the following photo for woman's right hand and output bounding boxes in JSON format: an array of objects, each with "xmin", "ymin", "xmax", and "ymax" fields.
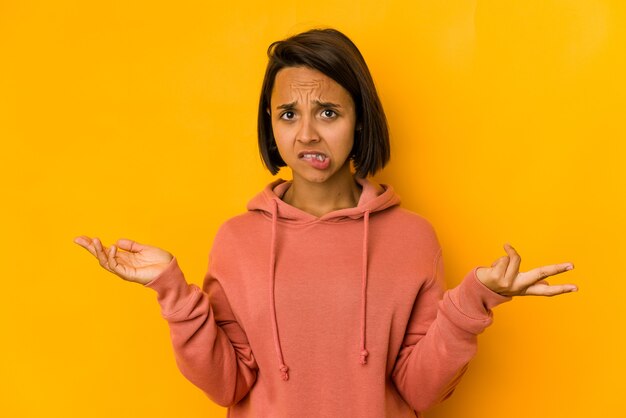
[{"xmin": 73, "ymin": 236, "xmax": 174, "ymax": 285}]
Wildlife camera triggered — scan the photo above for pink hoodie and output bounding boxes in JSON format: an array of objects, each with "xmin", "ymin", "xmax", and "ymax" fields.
[{"xmin": 145, "ymin": 178, "xmax": 510, "ymax": 417}]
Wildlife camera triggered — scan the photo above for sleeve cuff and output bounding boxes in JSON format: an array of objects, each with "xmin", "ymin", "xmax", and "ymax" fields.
[
  {"xmin": 464, "ymin": 266, "xmax": 512, "ymax": 312},
  {"xmin": 143, "ymin": 257, "xmax": 199, "ymax": 317},
  {"xmin": 441, "ymin": 267, "xmax": 512, "ymax": 334},
  {"xmin": 144, "ymin": 256, "xmax": 183, "ymax": 288}
]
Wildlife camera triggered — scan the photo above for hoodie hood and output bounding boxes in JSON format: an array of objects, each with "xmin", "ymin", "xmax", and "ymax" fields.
[
  {"xmin": 247, "ymin": 177, "xmax": 401, "ymax": 223},
  {"xmin": 247, "ymin": 177, "xmax": 401, "ymax": 382}
]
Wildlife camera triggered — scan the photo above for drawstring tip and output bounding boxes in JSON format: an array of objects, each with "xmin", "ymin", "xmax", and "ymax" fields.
[
  {"xmin": 359, "ymin": 349, "xmax": 369, "ymax": 365},
  {"xmin": 279, "ymin": 365, "xmax": 289, "ymax": 381}
]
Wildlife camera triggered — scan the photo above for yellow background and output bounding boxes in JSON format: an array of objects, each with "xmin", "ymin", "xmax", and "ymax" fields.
[{"xmin": 1, "ymin": 1, "xmax": 624, "ymax": 417}]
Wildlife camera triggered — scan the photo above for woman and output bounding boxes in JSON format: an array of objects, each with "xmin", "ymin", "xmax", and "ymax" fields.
[{"xmin": 74, "ymin": 28, "xmax": 576, "ymax": 417}]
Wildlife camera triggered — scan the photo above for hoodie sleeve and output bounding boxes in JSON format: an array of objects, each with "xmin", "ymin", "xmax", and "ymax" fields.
[
  {"xmin": 144, "ymin": 256, "xmax": 258, "ymax": 407},
  {"xmin": 391, "ymin": 249, "xmax": 510, "ymax": 413}
]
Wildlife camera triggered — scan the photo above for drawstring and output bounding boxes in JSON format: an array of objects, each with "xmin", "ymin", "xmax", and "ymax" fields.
[
  {"xmin": 359, "ymin": 210, "xmax": 371, "ymax": 365},
  {"xmin": 269, "ymin": 199, "xmax": 289, "ymax": 381},
  {"xmin": 268, "ymin": 198, "xmax": 372, "ymax": 379}
]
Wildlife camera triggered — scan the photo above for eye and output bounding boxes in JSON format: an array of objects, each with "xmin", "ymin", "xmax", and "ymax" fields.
[
  {"xmin": 321, "ymin": 109, "xmax": 337, "ymax": 119},
  {"xmin": 280, "ymin": 111, "xmax": 295, "ymax": 120}
]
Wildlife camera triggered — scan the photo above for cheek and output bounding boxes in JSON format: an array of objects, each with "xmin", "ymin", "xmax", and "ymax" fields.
[
  {"xmin": 322, "ymin": 123, "xmax": 355, "ymax": 150},
  {"xmin": 271, "ymin": 124, "xmax": 294, "ymax": 159},
  {"xmin": 270, "ymin": 121, "xmax": 285, "ymax": 143}
]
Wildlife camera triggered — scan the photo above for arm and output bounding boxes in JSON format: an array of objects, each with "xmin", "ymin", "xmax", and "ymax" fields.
[
  {"xmin": 392, "ymin": 250, "xmax": 510, "ymax": 413},
  {"xmin": 392, "ymin": 244, "xmax": 577, "ymax": 413},
  {"xmin": 145, "ymin": 256, "xmax": 258, "ymax": 407},
  {"xmin": 73, "ymin": 235, "xmax": 258, "ymax": 407}
]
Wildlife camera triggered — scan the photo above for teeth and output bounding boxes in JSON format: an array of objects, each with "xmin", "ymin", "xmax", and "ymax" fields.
[
  {"xmin": 302, "ymin": 154, "xmax": 326, "ymax": 161},
  {"xmin": 302, "ymin": 153, "xmax": 326, "ymax": 161}
]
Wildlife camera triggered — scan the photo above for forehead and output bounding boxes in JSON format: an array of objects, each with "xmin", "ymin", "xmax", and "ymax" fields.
[{"xmin": 271, "ymin": 67, "xmax": 352, "ymax": 104}]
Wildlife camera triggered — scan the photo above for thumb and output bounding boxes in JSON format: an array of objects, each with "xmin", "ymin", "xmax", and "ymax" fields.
[
  {"xmin": 491, "ymin": 255, "xmax": 510, "ymax": 278},
  {"xmin": 115, "ymin": 238, "xmax": 147, "ymax": 253},
  {"xmin": 491, "ymin": 255, "xmax": 508, "ymax": 268}
]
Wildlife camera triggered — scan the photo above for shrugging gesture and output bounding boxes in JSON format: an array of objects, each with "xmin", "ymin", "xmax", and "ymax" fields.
[
  {"xmin": 73, "ymin": 236, "xmax": 173, "ymax": 285},
  {"xmin": 476, "ymin": 243, "xmax": 577, "ymax": 297}
]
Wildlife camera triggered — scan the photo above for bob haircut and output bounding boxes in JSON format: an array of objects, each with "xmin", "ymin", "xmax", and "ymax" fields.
[{"xmin": 257, "ymin": 28, "xmax": 390, "ymax": 178}]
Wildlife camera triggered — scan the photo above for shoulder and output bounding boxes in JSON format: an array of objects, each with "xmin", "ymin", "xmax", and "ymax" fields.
[
  {"xmin": 371, "ymin": 206, "xmax": 441, "ymax": 259},
  {"xmin": 212, "ymin": 211, "xmax": 269, "ymax": 248},
  {"xmin": 375, "ymin": 206, "xmax": 439, "ymax": 240},
  {"xmin": 219, "ymin": 211, "xmax": 267, "ymax": 231}
]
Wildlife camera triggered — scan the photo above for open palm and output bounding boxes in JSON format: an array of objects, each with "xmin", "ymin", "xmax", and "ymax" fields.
[
  {"xmin": 74, "ymin": 236, "xmax": 173, "ymax": 285},
  {"xmin": 476, "ymin": 243, "xmax": 577, "ymax": 297}
]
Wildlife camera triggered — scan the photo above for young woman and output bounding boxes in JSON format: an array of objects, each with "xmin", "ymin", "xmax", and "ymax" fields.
[{"xmin": 74, "ymin": 28, "xmax": 577, "ymax": 417}]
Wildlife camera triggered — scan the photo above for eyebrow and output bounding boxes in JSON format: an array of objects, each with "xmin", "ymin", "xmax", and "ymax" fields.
[{"xmin": 276, "ymin": 100, "xmax": 343, "ymax": 110}]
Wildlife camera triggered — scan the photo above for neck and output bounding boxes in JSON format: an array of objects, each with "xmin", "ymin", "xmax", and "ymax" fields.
[{"xmin": 283, "ymin": 166, "xmax": 362, "ymax": 217}]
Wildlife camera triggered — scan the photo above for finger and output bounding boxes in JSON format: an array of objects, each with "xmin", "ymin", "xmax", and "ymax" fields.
[
  {"xmin": 74, "ymin": 235, "xmax": 94, "ymax": 250},
  {"xmin": 93, "ymin": 238, "xmax": 112, "ymax": 271},
  {"xmin": 74, "ymin": 236, "xmax": 100, "ymax": 259},
  {"xmin": 503, "ymin": 243, "xmax": 521, "ymax": 283},
  {"xmin": 523, "ymin": 282, "xmax": 578, "ymax": 297},
  {"xmin": 491, "ymin": 255, "xmax": 510, "ymax": 279},
  {"xmin": 115, "ymin": 238, "xmax": 147, "ymax": 253},
  {"xmin": 73, "ymin": 236, "xmax": 88, "ymax": 247},
  {"xmin": 522, "ymin": 263, "xmax": 575, "ymax": 286},
  {"xmin": 107, "ymin": 245, "xmax": 130, "ymax": 279}
]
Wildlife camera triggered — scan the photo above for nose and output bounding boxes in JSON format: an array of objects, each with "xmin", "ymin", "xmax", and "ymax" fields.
[{"xmin": 295, "ymin": 115, "xmax": 320, "ymax": 144}]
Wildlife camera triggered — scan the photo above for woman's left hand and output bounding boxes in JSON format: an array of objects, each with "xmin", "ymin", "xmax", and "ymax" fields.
[{"xmin": 476, "ymin": 243, "xmax": 578, "ymax": 297}]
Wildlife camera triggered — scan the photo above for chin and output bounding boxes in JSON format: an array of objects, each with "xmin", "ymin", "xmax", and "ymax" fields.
[
  {"xmin": 305, "ymin": 170, "xmax": 350, "ymax": 185},
  {"xmin": 303, "ymin": 174, "xmax": 333, "ymax": 184}
]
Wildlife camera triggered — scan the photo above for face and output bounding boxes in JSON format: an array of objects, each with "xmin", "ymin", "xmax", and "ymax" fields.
[{"xmin": 269, "ymin": 66, "xmax": 357, "ymax": 185}]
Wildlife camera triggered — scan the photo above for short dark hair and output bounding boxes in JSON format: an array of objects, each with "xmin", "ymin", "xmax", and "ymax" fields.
[{"xmin": 257, "ymin": 28, "xmax": 390, "ymax": 178}]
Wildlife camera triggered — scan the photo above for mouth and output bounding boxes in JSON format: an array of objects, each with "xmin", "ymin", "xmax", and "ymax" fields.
[
  {"xmin": 298, "ymin": 151, "xmax": 331, "ymax": 169},
  {"xmin": 298, "ymin": 151, "xmax": 328, "ymax": 162}
]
